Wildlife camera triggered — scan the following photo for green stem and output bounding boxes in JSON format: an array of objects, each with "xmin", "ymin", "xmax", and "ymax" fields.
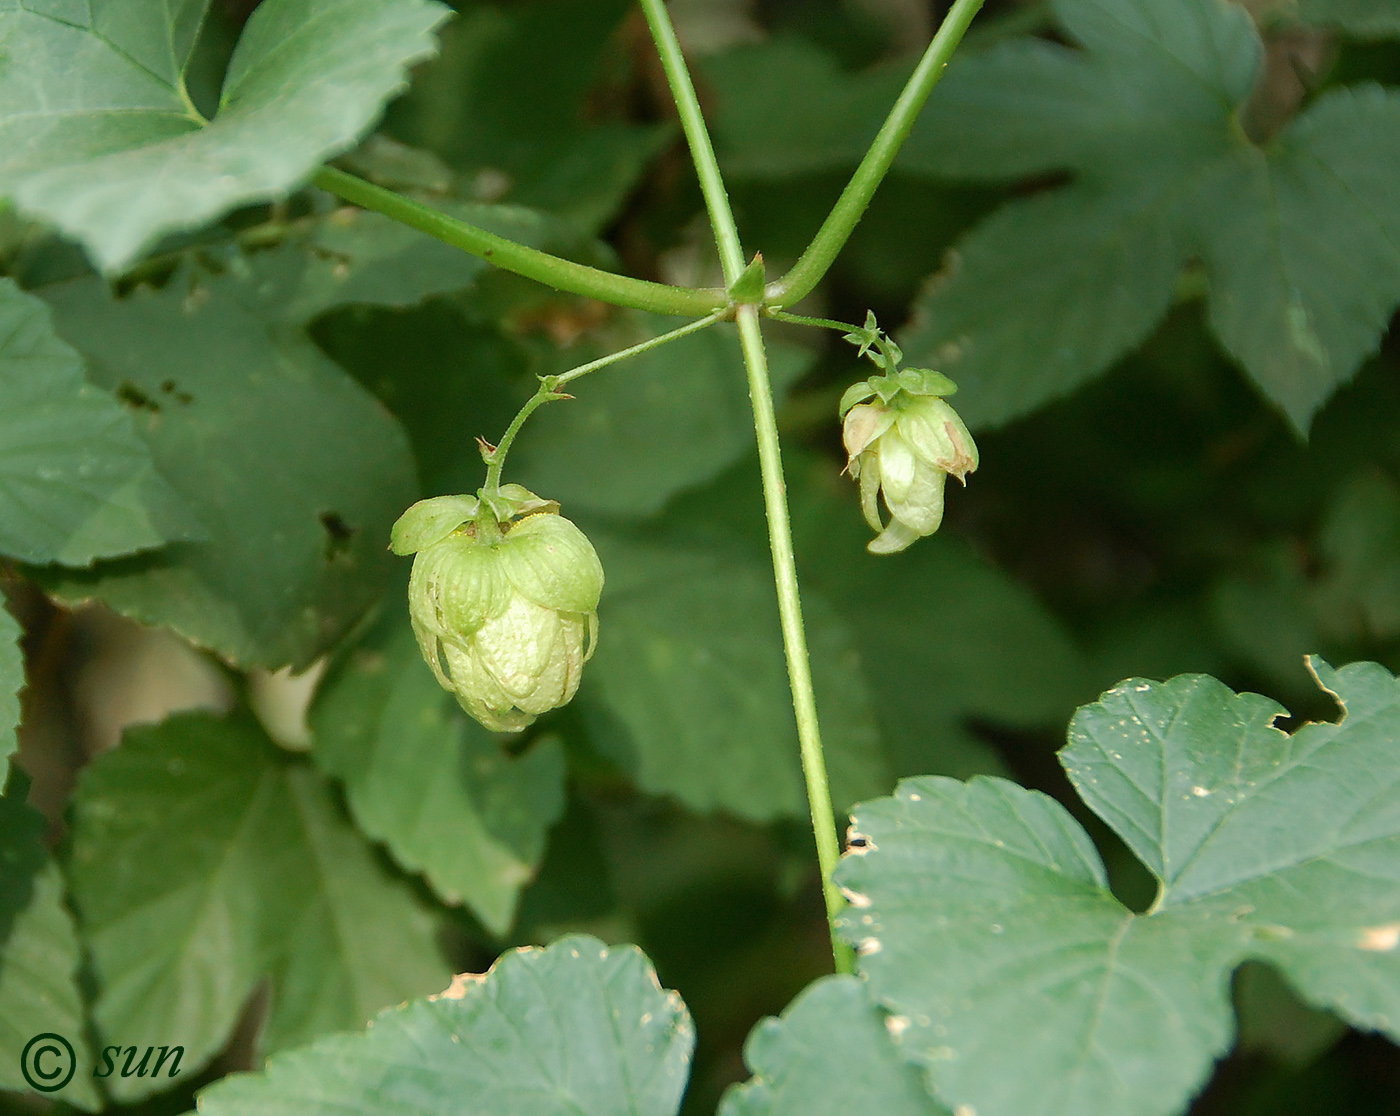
[
  {"xmin": 638, "ymin": 0, "xmax": 852, "ymax": 975},
  {"xmin": 556, "ymin": 312, "xmax": 726, "ymax": 386},
  {"xmin": 635, "ymin": 0, "xmax": 745, "ymax": 282},
  {"xmin": 482, "ymin": 392, "xmax": 557, "ymax": 495},
  {"xmin": 483, "ymin": 312, "xmax": 726, "ymax": 492},
  {"xmin": 737, "ymin": 306, "xmax": 856, "ymax": 976},
  {"xmin": 766, "ymin": 0, "xmax": 986, "ymax": 307},
  {"xmin": 313, "ymin": 167, "xmax": 726, "ymax": 317},
  {"xmin": 766, "ymin": 310, "xmax": 864, "ymax": 335}
]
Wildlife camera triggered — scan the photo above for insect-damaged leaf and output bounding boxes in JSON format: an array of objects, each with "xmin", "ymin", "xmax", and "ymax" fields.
[
  {"xmin": 195, "ymin": 936, "xmax": 694, "ymax": 1116},
  {"xmin": 838, "ymin": 658, "xmax": 1400, "ymax": 1116}
]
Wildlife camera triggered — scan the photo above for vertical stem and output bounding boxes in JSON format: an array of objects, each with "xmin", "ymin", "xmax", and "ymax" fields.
[
  {"xmin": 736, "ymin": 305, "xmax": 855, "ymax": 975},
  {"xmin": 638, "ymin": 0, "xmax": 852, "ymax": 975},
  {"xmin": 636, "ymin": 0, "xmax": 745, "ymax": 282}
]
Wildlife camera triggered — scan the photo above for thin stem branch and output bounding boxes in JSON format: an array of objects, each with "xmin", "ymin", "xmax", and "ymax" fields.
[
  {"xmin": 637, "ymin": 0, "xmax": 852, "ymax": 975},
  {"xmin": 556, "ymin": 312, "xmax": 727, "ymax": 386},
  {"xmin": 766, "ymin": 0, "xmax": 986, "ymax": 307},
  {"xmin": 313, "ymin": 167, "xmax": 727, "ymax": 317},
  {"xmin": 635, "ymin": 0, "xmax": 745, "ymax": 283},
  {"xmin": 766, "ymin": 310, "xmax": 864, "ymax": 334},
  {"xmin": 483, "ymin": 312, "xmax": 726, "ymax": 492}
]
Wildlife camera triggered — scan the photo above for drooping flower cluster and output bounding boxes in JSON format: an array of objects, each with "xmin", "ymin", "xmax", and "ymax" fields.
[
  {"xmin": 840, "ymin": 354, "xmax": 978, "ymax": 554},
  {"xmin": 391, "ymin": 487, "xmax": 603, "ymax": 732}
]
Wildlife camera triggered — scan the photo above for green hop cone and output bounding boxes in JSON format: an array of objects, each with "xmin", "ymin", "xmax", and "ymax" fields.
[
  {"xmin": 841, "ymin": 381, "xmax": 978, "ymax": 555},
  {"xmin": 391, "ymin": 490, "xmax": 604, "ymax": 732}
]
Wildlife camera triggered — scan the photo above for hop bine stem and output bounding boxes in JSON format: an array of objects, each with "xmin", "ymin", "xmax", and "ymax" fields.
[{"xmin": 637, "ymin": 0, "xmax": 854, "ymax": 975}]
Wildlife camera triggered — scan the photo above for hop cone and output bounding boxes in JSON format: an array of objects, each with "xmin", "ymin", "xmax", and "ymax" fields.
[{"xmin": 391, "ymin": 493, "xmax": 604, "ymax": 732}]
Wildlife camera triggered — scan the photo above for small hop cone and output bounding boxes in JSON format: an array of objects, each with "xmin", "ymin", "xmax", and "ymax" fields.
[
  {"xmin": 843, "ymin": 393, "xmax": 978, "ymax": 554},
  {"xmin": 392, "ymin": 494, "xmax": 604, "ymax": 732}
]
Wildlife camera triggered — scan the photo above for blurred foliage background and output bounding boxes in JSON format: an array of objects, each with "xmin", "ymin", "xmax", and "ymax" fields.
[{"xmin": 3, "ymin": 0, "xmax": 1400, "ymax": 1113}]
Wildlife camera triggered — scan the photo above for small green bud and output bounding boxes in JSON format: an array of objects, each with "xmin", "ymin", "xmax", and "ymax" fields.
[
  {"xmin": 842, "ymin": 386, "xmax": 978, "ymax": 555},
  {"xmin": 728, "ymin": 252, "xmax": 767, "ymax": 304},
  {"xmin": 394, "ymin": 496, "xmax": 604, "ymax": 732}
]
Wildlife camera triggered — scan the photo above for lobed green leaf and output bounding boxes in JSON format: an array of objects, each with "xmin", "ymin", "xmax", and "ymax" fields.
[
  {"xmin": 0, "ymin": 0, "xmax": 451, "ymax": 271},
  {"xmin": 837, "ymin": 657, "xmax": 1400, "ymax": 1116},
  {"xmin": 0, "ymin": 278, "xmax": 200, "ymax": 566},
  {"xmin": 0, "ymin": 796, "xmax": 99, "ymax": 1110},
  {"xmin": 39, "ymin": 267, "xmax": 417, "ymax": 670},
  {"xmin": 67, "ymin": 712, "xmax": 450, "ymax": 1101},
  {"xmin": 311, "ymin": 617, "xmax": 566, "ymax": 935},
  {"xmin": 196, "ymin": 935, "xmax": 695, "ymax": 1116},
  {"xmin": 892, "ymin": 0, "xmax": 1400, "ymax": 433}
]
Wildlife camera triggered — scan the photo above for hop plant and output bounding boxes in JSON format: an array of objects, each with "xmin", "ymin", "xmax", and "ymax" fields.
[
  {"xmin": 840, "ymin": 366, "xmax": 978, "ymax": 554},
  {"xmin": 390, "ymin": 488, "xmax": 604, "ymax": 732}
]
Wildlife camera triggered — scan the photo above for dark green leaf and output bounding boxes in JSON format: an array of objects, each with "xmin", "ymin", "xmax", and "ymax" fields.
[
  {"xmin": 0, "ymin": 790, "xmax": 45, "ymax": 952},
  {"xmin": 898, "ymin": 0, "xmax": 1400, "ymax": 433},
  {"xmin": 0, "ymin": 0, "xmax": 450, "ymax": 270},
  {"xmin": 258, "ymin": 199, "xmax": 578, "ymax": 326},
  {"xmin": 196, "ymin": 935, "xmax": 695, "ymax": 1116},
  {"xmin": 900, "ymin": 185, "xmax": 1182, "ymax": 431},
  {"xmin": 706, "ymin": 37, "xmax": 905, "ymax": 178},
  {"xmin": 1298, "ymin": 0, "xmax": 1400, "ymax": 36},
  {"xmin": 0, "ymin": 796, "xmax": 99, "ymax": 1110},
  {"xmin": 783, "ymin": 457, "xmax": 1090, "ymax": 778},
  {"xmin": 584, "ymin": 533, "xmax": 888, "ymax": 821},
  {"xmin": 0, "ymin": 278, "xmax": 198, "ymax": 566},
  {"xmin": 67, "ymin": 712, "xmax": 450, "ymax": 1101},
  {"xmin": 1191, "ymin": 87, "xmax": 1400, "ymax": 430},
  {"xmin": 311, "ymin": 616, "xmax": 566, "ymax": 936},
  {"xmin": 506, "ymin": 126, "xmax": 674, "ymax": 233},
  {"xmin": 40, "ymin": 269, "xmax": 417, "ymax": 670},
  {"xmin": 832, "ymin": 535, "xmax": 1090, "ymax": 777},
  {"xmin": 387, "ymin": 0, "xmax": 668, "ymax": 230},
  {"xmin": 0, "ymin": 605, "xmax": 20, "ymax": 764},
  {"xmin": 720, "ymin": 976, "xmax": 948, "ymax": 1116},
  {"xmin": 309, "ymin": 292, "xmax": 529, "ymax": 497},
  {"xmin": 638, "ymin": 455, "xmax": 1089, "ymax": 782},
  {"xmin": 837, "ymin": 658, "xmax": 1400, "ymax": 1116}
]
